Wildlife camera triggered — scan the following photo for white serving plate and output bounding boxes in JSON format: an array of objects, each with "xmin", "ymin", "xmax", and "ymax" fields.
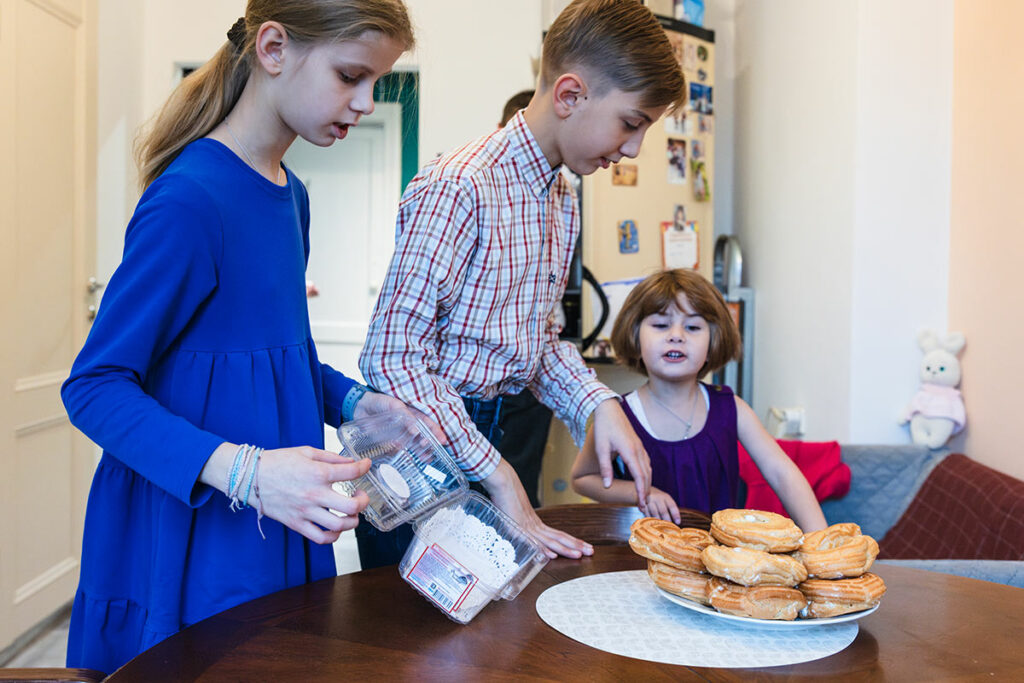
[{"xmin": 656, "ymin": 587, "xmax": 879, "ymax": 628}]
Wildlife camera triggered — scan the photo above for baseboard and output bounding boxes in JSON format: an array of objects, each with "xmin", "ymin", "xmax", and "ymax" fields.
[{"xmin": 0, "ymin": 601, "xmax": 72, "ymax": 667}]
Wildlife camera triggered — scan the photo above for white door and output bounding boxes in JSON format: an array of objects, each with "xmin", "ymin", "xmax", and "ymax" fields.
[
  {"xmin": 0, "ymin": 0, "xmax": 97, "ymax": 652},
  {"xmin": 285, "ymin": 104, "xmax": 402, "ymax": 575},
  {"xmin": 284, "ymin": 103, "xmax": 401, "ymax": 438}
]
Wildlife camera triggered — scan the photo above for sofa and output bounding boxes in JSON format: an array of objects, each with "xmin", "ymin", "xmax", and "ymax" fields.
[{"xmin": 820, "ymin": 444, "xmax": 1024, "ymax": 588}]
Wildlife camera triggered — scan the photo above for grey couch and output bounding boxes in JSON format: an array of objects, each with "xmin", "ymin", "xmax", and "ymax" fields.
[{"xmin": 820, "ymin": 444, "xmax": 1024, "ymax": 589}]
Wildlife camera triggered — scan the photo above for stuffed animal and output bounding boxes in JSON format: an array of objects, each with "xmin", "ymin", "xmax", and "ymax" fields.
[{"xmin": 900, "ymin": 330, "xmax": 966, "ymax": 449}]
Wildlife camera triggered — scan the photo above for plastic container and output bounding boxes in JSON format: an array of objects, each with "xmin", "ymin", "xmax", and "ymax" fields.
[
  {"xmin": 399, "ymin": 492, "xmax": 548, "ymax": 624},
  {"xmin": 336, "ymin": 412, "xmax": 549, "ymax": 623},
  {"xmin": 335, "ymin": 412, "xmax": 466, "ymax": 531}
]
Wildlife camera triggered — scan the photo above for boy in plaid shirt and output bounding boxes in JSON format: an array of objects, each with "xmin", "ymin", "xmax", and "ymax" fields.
[{"xmin": 360, "ymin": 0, "xmax": 686, "ymax": 564}]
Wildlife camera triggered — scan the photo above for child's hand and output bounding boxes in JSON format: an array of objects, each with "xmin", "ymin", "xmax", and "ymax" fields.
[
  {"xmin": 643, "ymin": 487, "xmax": 681, "ymax": 525},
  {"xmin": 250, "ymin": 446, "xmax": 372, "ymax": 544},
  {"xmin": 483, "ymin": 459, "xmax": 594, "ymax": 560},
  {"xmin": 353, "ymin": 390, "xmax": 448, "ymax": 445},
  {"xmin": 591, "ymin": 399, "xmax": 651, "ymax": 508}
]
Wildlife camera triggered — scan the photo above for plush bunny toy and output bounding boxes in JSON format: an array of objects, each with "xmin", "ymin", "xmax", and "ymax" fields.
[{"xmin": 900, "ymin": 330, "xmax": 966, "ymax": 449}]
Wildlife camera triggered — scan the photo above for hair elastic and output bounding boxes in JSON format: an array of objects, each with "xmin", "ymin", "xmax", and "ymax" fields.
[{"xmin": 227, "ymin": 17, "xmax": 247, "ymax": 51}]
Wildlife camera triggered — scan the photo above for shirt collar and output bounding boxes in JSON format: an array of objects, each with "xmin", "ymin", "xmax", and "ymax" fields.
[{"xmin": 505, "ymin": 111, "xmax": 563, "ymax": 198}]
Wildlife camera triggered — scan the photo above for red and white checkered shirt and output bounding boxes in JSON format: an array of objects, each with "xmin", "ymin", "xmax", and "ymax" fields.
[{"xmin": 359, "ymin": 112, "xmax": 617, "ymax": 481}]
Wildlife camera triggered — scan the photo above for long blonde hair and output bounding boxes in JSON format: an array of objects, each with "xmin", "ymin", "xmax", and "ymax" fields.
[{"xmin": 135, "ymin": 0, "xmax": 414, "ymax": 189}]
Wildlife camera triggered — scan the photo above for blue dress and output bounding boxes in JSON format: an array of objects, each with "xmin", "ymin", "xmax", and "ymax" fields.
[{"xmin": 61, "ymin": 139, "xmax": 358, "ymax": 673}]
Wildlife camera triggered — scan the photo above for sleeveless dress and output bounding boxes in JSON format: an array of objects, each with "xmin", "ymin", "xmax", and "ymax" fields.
[
  {"xmin": 618, "ymin": 383, "xmax": 740, "ymax": 515},
  {"xmin": 60, "ymin": 139, "xmax": 358, "ymax": 673}
]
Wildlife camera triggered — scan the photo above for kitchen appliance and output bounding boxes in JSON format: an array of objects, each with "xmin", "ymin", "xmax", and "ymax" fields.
[
  {"xmin": 712, "ymin": 235, "xmax": 754, "ymax": 402},
  {"xmin": 573, "ymin": 15, "xmax": 717, "ymax": 352}
]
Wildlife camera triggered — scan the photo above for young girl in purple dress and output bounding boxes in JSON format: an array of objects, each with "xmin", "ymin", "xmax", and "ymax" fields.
[{"xmin": 571, "ymin": 269, "xmax": 826, "ymax": 532}]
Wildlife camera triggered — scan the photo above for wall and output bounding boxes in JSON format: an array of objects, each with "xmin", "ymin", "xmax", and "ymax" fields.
[
  {"xmin": 730, "ymin": 0, "xmax": 954, "ymax": 445},
  {"xmin": 731, "ymin": 0, "xmax": 859, "ymax": 440},
  {"xmin": 97, "ymin": 0, "xmax": 543, "ymax": 278},
  {"xmin": 949, "ymin": 0, "xmax": 1024, "ymax": 480}
]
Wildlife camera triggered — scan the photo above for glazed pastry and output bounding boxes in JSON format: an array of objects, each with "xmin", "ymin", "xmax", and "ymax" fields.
[
  {"xmin": 710, "ymin": 509, "xmax": 804, "ymax": 552},
  {"xmin": 795, "ymin": 523, "xmax": 879, "ymax": 579},
  {"xmin": 708, "ymin": 577, "xmax": 806, "ymax": 620},
  {"xmin": 647, "ymin": 560, "xmax": 712, "ymax": 605},
  {"xmin": 798, "ymin": 572, "xmax": 887, "ymax": 618},
  {"xmin": 629, "ymin": 518, "xmax": 714, "ymax": 573},
  {"xmin": 701, "ymin": 544, "xmax": 808, "ymax": 587}
]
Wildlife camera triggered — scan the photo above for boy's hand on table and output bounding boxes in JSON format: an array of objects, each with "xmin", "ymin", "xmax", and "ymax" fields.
[
  {"xmin": 483, "ymin": 459, "xmax": 594, "ymax": 559},
  {"xmin": 591, "ymin": 399, "xmax": 651, "ymax": 509}
]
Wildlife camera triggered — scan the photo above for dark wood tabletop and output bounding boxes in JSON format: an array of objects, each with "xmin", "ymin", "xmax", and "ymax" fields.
[{"xmin": 106, "ymin": 541, "xmax": 1024, "ymax": 681}]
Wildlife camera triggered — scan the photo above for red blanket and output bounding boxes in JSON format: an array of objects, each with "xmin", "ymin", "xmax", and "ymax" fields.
[{"xmin": 738, "ymin": 440, "xmax": 851, "ymax": 517}]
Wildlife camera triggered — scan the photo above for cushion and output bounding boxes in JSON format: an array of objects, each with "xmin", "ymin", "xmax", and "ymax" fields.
[
  {"xmin": 879, "ymin": 453, "xmax": 1024, "ymax": 560},
  {"xmin": 738, "ymin": 440, "xmax": 850, "ymax": 517},
  {"xmin": 821, "ymin": 445, "xmax": 947, "ymax": 540}
]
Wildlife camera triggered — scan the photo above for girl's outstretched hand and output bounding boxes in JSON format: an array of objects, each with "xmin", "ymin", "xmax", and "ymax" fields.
[
  {"xmin": 643, "ymin": 487, "xmax": 681, "ymax": 525},
  {"xmin": 201, "ymin": 443, "xmax": 372, "ymax": 545},
  {"xmin": 353, "ymin": 390, "xmax": 449, "ymax": 444}
]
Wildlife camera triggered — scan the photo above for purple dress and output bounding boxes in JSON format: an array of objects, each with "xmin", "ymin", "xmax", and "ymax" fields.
[{"xmin": 618, "ymin": 383, "xmax": 740, "ymax": 515}]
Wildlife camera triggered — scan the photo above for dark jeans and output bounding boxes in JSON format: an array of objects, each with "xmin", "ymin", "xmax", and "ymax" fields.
[
  {"xmin": 355, "ymin": 395, "xmax": 508, "ymax": 570},
  {"xmin": 496, "ymin": 391, "xmax": 553, "ymax": 508}
]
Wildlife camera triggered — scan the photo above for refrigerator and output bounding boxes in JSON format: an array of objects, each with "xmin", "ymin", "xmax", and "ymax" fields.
[
  {"xmin": 578, "ymin": 15, "xmax": 717, "ymax": 354},
  {"xmin": 542, "ymin": 16, "xmax": 718, "ymax": 505}
]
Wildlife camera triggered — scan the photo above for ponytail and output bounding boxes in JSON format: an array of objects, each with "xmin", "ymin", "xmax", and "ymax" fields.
[
  {"xmin": 133, "ymin": 1, "xmax": 414, "ymax": 191},
  {"xmin": 134, "ymin": 42, "xmax": 249, "ymax": 190}
]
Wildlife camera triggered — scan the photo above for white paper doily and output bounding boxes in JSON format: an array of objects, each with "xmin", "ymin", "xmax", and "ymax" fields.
[{"xmin": 535, "ymin": 571, "xmax": 860, "ymax": 668}]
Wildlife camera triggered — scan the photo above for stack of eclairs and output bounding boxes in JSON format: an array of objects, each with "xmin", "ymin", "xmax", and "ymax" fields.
[{"xmin": 629, "ymin": 510, "xmax": 886, "ymax": 621}]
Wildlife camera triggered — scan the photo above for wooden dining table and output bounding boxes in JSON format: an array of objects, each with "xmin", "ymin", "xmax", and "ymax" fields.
[{"xmin": 106, "ymin": 542, "xmax": 1024, "ymax": 681}]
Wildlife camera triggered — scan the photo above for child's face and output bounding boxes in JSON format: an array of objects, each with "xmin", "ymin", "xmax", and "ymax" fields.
[
  {"xmin": 275, "ymin": 31, "xmax": 404, "ymax": 147},
  {"xmin": 637, "ymin": 294, "xmax": 710, "ymax": 382},
  {"xmin": 558, "ymin": 87, "xmax": 666, "ymax": 175}
]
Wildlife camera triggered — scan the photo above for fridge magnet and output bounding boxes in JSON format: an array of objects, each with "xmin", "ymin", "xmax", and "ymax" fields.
[
  {"xmin": 697, "ymin": 68, "xmax": 708, "ymax": 82},
  {"xmin": 664, "ymin": 109, "xmax": 693, "ymax": 137},
  {"xmin": 689, "ymin": 83, "xmax": 713, "ymax": 115},
  {"xmin": 697, "ymin": 44, "xmax": 709, "ymax": 62},
  {"xmin": 698, "ymin": 114, "xmax": 713, "ymax": 134},
  {"xmin": 667, "ymin": 138, "xmax": 687, "ymax": 184},
  {"xmin": 672, "ymin": 204, "xmax": 687, "ymax": 231},
  {"xmin": 691, "ymin": 159, "xmax": 711, "ymax": 201},
  {"xmin": 611, "ymin": 163, "xmax": 638, "ymax": 186},
  {"xmin": 691, "ymin": 139, "xmax": 705, "ymax": 160},
  {"xmin": 661, "ymin": 220, "xmax": 699, "ymax": 270},
  {"xmin": 682, "ymin": 41, "xmax": 698, "ymax": 72},
  {"xmin": 675, "ymin": 0, "xmax": 706, "ymax": 27},
  {"xmin": 668, "ymin": 33, "xmax": 684, "ymax": 67},
  {"xmin": 617, "ymin": 219, "xmax": 639, "ymax": 254}
]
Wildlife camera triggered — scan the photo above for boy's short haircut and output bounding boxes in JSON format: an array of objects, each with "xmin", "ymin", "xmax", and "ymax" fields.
[
  {"xmin": 500, "ymin": 90, "xmax": 535, "ymax": 127},
  {"xmin": 611, "ymin": 269, "xmax": 742, "ymax": 376},
  {"xmin": 541, "ymin": 0, "xmax": 686, "ymax": 111}
]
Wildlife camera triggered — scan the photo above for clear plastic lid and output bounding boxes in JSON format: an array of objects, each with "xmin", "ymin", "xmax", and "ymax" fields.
[{"xmin": 335, "ymin": 412, "xmax": 467, "ymax": 531}]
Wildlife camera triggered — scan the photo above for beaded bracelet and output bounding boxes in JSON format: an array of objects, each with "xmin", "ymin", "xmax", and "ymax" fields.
[{"xmin": 227, "ymin": 444, "xmax": 266, "ymax": 541}]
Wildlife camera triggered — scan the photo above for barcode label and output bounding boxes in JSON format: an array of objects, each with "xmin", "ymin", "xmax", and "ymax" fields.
[{"xmin": 406, "ymin": 544, "xmax": 477, "ymax": 613}]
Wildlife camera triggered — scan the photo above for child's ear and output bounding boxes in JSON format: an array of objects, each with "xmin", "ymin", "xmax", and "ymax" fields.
[
  {"xmin": 552, "ymin": 73, "xmax": 587, "ymax": 119},
  {"xmin": 255, "ymin": 20, "xmax": 289, "ymax": 74}
]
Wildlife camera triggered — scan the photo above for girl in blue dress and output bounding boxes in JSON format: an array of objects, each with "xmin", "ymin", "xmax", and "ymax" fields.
[
  {"xmin": 61, "ymin": 1, "xmax": 426, "ymax": 673},
  {"xmin": 570, "ymin": 269, "xmax": 826, "ymax": 532}
]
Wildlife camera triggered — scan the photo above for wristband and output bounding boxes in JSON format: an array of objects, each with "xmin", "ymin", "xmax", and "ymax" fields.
[{"xmin": 341, "ymin": 383, "xmax": 369, "ymax": 422}]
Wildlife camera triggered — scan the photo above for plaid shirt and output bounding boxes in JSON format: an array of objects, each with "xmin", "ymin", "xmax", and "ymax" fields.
[{"xmin": 359, "ymin": 112, "xmax": 616, "ymax": 481}]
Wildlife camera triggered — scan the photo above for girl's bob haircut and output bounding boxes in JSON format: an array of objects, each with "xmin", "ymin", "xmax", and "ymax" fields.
[{"xmin": 610, "ymin": 269, "xmax": 742, "ymax": 376}]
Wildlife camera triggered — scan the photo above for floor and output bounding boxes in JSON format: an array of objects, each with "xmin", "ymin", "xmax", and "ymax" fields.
[{"xmin": 2, "ymin": 530, "xmax": 361, "ymax": 669}]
